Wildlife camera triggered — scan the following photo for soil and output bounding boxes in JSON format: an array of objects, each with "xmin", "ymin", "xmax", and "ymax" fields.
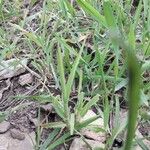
[
  {"xmin": 0, "ymin": 68, "xmax": 58, "ymax": 149},
  {"xmin": 0, "ymin": 72, "xmax": 37, "ymax": 127}
]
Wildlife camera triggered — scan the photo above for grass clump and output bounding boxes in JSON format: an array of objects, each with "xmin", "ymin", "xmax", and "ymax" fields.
[{"xmin": 0, "ymin": 0, "xmax": 149, "ymax": 149}]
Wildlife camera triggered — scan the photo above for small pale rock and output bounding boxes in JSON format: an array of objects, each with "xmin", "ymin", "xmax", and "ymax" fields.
[
  {"xmin": 81, "ymin": 129, "xmax": 106, "ymax": 143},
  {"xmin": 40, "ymin": 103, "xmax": 53, "ymax": 112},
  {"xmin": 80, "ymin": 110, "xmax": 106, "ymax": 143},
  {"xmin": 0, "ymin": 58, "xmax": 28, "ymax": 80},
  {"xmin": 18, "ymin": 73, "xmax": 33, "ymax": 86},
  {"xmin": 69, "ymin": 138, "xmax": 105, "ymax": 150},
  {"xmin": 81, "ymin": 110, "xmax": 103, "ymax": 127},
  {"xmin": 10, "ymin": 129, "xmax": 25, "ymax": 140},
  {"xmin": 0, "ymin": 132, "xmax": 35, "ymax": 150},
  {"xmin": 0, "ymin": 121, "xmax": 10, "ymax": 133},
  {"xmin": 9, "ymin": 132, "xmax": 36, "ymax": 150}
]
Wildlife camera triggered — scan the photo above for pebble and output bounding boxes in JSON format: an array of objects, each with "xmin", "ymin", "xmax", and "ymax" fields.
[
  {"xmin": 0, "ymin": 132, "xmax": 35, "ymax": 150},
  {"xmin": 10, "ymin": 129, "xmax": 25, "ymax": 141},
  {"xmin": 0, "ymin": 58, "xmax": 28, "ymax": 80},
  {"xmin": 81, "ymin": 110, "xmax": 106, "ymax": 143},
  {"xmin": 40, "ymin": 103, "xmax": 53, "ymax": 112},
  {"xmin": 18, "ymin": 73, "xmax": 33, "ymax": 86},
  {"xmin": 0, "ymin": 121, "xmax": 10, "ymax": 134}
]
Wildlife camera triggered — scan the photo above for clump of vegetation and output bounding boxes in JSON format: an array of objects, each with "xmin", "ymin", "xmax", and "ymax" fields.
[{"xmin": 0, "ymin": 0, "xmax": 149, "ymax": 150}]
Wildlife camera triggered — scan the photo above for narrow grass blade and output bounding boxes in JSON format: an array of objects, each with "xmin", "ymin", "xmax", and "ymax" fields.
[
  {"xmin": 103, "ymin": 1, "xmax": 117, "ymax": 29},
  {"xmin": 78, "ymin": 69, "xmax": 83, "ymax": 94},
  {"xmin": 66, "ymin": 41, "xmax": 84, "ymax": 101},
  {"xmin": 103, "ymin": 1, "xmax": 119, "ymax": 81},
  {"xmin": 76, "ymin": 92, "xmax": 84, "ymax": 114},
  {"xmin": 128, "ymin": 24, "xmax": 136, "ymax": 50},
  {"xmin": 143, "ymin": 0, "xmax": 149, "ymax": 18},
  {"xmin": 141, "ymin": 60, "xmax": 150, "ymax": 72},
  {"xmin": 76, "ymin": 0, "xmax": 106, "ymax": 27},
  {"xmin": 0, "ymin": 112, "xmax": 7, "ymax": 123},
  {"xmin": 9, "ymin": 23, "xmax": 43, "ymax": 47},
  {"xmin": 59, "ymin": 0, "xmax": 67, "ymax": 16},
  {"xmin": 135, "ymin": 138, "xmax": 149, "ymax": 150},
  {"xmin": 107, "ymin": 97, "xmax": 127, "ymax": 148},
  {"xmin": 56, "ymin": 37, "xmax": 79, "ymax": 58},
  {"xmin": 47, "ymin": 132, "xmax": 70, "ymax": 150},
  {"xmin": 80, "ymin": 94, "xmax": 99, "ymax": 117},
  {"xmin": 115, "ymin": 79, "xmax": 128, "ymax": 92},
  {"xmin": 133, "ymin": 0, "xmax": 143, "ymax": 29},
  {"xmin": 70, "ymin": 113, "xmax": 75, "ymax": 135},
  {"xmin": 124, "ymin": 51, "xmax": 141, "ymax": 150},
  {"xmin": 40, "ymin": 129, "xmax": 60, "ymax": 150},
  {"xmin": 14, "ymin": 94, "xmax": 53, "ymax": 103},
  {"xmin": 31, "ymin": 0, "xmax": 38, "ymax": 6},
  {"xmin": 107, "ymin": 120, "xmax": 127, "ymax": 149},
  {"xmin": 76, "ymin": 115, "xmax": 100, "ymax": 130},
  {"xmin": 52, "ymin": 97, "xmax": 65, "ymax": 120},
  {"xmin": 57, "ymin": 47, "xmax": 67, "ymax": 104},
  {"xmin": 103, "ymin": 100, "xmax": 110, "ymax": 130},
  {"xmin": 64, "ymin": 0, "xmax": 76, "ymax": 16}
]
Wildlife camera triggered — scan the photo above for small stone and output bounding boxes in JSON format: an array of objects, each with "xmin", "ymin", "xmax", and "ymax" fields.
[
  {"xmin": 80, "ymin": 110, "xmax": 106, "ymax": 143},
  {"xmin": 18, "ymin": 73, "xmax": 33, "ymax": 86},
  {"xmin": 0, "ymin": 58, "xmax": 28, "ymax": 80},
  {"xmin": 81, "ymin": 129, "xmax": 106, "ymax": 143},
  {"xmin": 40, "ymin": 103, "xmax": 53, "ymax": 112},
  {"xmin": 0, "ymin": 121, "xmax": 10, "ymax": 133},
  {"xmin": 10, "ymin": 129, "xmax": 25, "ymax": 141},
  {"xmin": 0, "ymin": 132, "xmax": 35, "ymax": 150},
  {"xmin": 81, "ymin": 110, "xmax": 103, "ymax": 127}
]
